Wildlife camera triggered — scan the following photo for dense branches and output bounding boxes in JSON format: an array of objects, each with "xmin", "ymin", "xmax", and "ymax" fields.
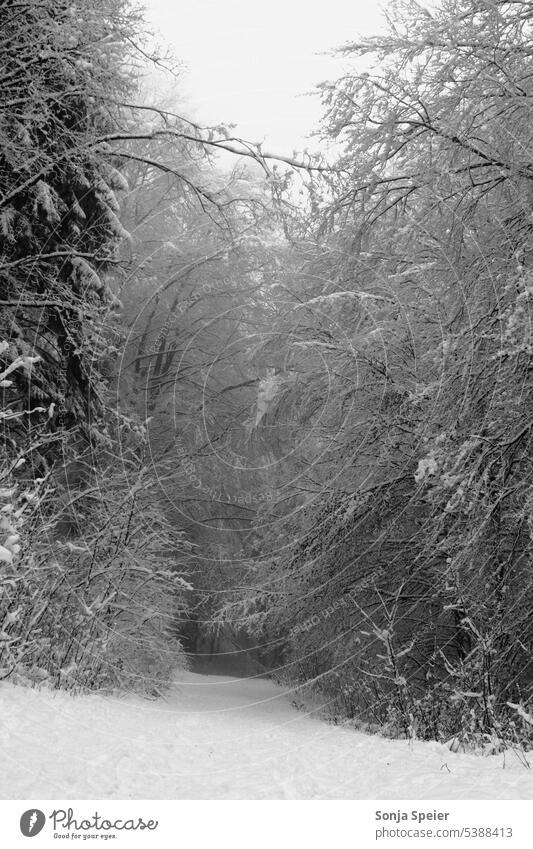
[{"xmin": 221, "ymin": 0, "xmax": 533, "ymax": 749}]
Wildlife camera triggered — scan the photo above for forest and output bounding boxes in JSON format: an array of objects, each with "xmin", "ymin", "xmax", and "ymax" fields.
[{"xmin": 2, "ymin": 0, "xmax": 533, "ymax": 755}]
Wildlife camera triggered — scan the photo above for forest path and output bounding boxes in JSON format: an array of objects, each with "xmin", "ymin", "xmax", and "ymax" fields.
[{"xmin": 2, "ymin": 671, "xmax": 533, "ymax": 799}]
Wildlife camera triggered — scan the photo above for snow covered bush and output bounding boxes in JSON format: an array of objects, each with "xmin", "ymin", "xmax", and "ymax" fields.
[{"xmin": 0, "ymin": 392, "xmax": 191, "ymax": 694}]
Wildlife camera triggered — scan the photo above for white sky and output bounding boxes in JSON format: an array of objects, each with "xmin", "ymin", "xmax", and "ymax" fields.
[{"xmin": 143, "ymin": 0, "xmax": 389, "ymax": 155}]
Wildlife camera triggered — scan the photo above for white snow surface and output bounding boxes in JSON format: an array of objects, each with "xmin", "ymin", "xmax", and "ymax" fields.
[{"xmin": 1, "ymin": 671, "xmax": 533, "ymax": 799}]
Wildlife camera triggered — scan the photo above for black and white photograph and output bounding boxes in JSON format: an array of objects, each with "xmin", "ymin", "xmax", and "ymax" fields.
[{"xmin": 1, "ymin": 0, "xmax": 533, "ymax": 839}]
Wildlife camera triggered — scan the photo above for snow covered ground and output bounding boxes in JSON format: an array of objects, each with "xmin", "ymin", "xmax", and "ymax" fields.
[{"xmin": 2, "ymin": 671, "xmax": 533, "ymax": 800}]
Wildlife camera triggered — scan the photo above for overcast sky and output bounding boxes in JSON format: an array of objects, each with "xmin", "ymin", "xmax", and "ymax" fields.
[{"xmin": 144, "ymin": 0, "xmax": 389, "ymax": 154}]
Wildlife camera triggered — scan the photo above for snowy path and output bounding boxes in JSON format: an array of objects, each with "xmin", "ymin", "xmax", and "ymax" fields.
[{"xmin": 2, "ymin": 671, "xmax": 533, "ymax": 799}]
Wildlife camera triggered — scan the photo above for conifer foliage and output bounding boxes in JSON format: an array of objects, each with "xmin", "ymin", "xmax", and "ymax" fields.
[{"xmin": 0, "ymin": 0, "xmax": 133, "ymax": 440}]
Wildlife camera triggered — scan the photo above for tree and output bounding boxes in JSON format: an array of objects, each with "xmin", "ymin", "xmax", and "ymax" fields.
[
  {"xmin": 0, "ymin": 0, "xmax": 194, "ymax": 692},
  {"xmin": 221, "ymin": 0, "xmax": 533, "ymax": 747}
]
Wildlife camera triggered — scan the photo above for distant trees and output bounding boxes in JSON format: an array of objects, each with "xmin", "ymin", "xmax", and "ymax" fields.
[{"xmin": 116, "ymin": 148, "xmax": 293, "ymax": 653}]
